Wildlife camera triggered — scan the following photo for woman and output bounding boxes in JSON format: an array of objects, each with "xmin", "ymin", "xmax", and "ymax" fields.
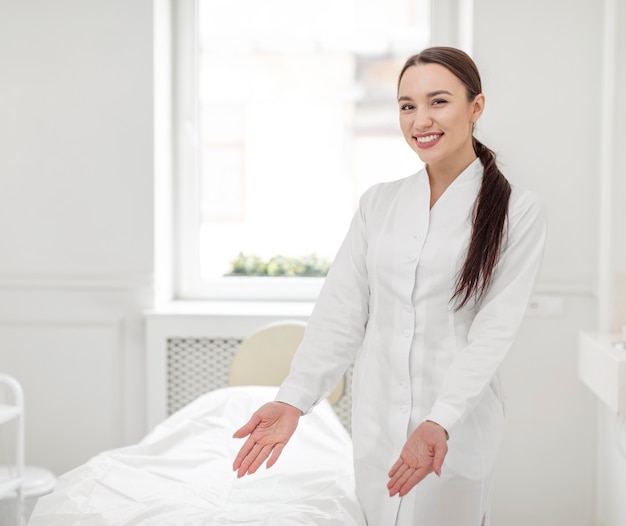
[{"xmin": 233, "ymin": 46, "xmax": 546, "ymax": 525}]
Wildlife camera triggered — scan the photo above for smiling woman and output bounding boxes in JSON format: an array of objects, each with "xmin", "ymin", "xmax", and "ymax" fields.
[{"xmin": 233, "ymin": 47, "xmax": 547, "ymax": 526}]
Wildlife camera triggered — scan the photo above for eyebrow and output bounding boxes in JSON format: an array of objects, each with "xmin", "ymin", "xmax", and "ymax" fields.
[{"xmin": 397, "ymin": 90, "xmax": 454, "ymax": 102}]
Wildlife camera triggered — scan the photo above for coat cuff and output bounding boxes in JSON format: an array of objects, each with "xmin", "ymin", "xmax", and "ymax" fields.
[
  {"xmin": 423, "ymin": 402, "xmax": 462, "ymax": 436},
  {"xmin": 275, "ymin": 385, "xmax": 317, "ymax": 415}
]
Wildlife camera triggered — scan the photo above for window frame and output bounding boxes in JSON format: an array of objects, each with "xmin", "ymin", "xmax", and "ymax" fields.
[{"xmin": 167, "ymin": 0, "xmax": 468, "ymax": 302}]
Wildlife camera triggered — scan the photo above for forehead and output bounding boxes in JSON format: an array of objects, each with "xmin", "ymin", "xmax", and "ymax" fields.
[{"xmin": 398, "ymin": 63, "xmax": 466, "ymax": 97}]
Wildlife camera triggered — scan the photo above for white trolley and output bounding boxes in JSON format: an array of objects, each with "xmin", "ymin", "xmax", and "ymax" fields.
[{"xmin": 0, "ymin": 374, "xmax": 24, "ymax": 526}]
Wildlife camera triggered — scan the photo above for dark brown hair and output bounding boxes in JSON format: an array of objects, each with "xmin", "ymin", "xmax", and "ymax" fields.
[{"xmin": 398, "ymin": 46, "xmax": 511, "ymax": 309}]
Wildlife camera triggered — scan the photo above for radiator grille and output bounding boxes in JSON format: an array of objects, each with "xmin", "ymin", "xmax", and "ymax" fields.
[{"xmin": 166, "ymin": 337, "xmax": 353, "ymax": 432}]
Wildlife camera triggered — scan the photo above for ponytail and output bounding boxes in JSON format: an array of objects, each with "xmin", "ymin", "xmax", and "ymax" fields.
[{"xmin": 451, "ymin": 139, "xmax": 511, "ymax": 309}]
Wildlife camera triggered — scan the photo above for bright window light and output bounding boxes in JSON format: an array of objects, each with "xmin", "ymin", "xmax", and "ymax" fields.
[{"xmin": 175, "ymin": 0, "xmax": 431, "ymax": 300}]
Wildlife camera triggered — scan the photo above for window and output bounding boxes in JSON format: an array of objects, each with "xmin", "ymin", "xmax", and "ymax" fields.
[{"xmin": 173, "ymin": 0, "xmax": 431, "ymax": 300}]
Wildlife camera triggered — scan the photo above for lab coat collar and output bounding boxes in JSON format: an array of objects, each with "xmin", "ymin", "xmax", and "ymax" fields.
[{"xmin": 420, "ymin": 156, "xmax": 483, "ymax": 188}]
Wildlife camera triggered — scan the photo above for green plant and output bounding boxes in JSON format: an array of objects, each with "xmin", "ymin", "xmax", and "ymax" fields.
[{"xmin": 225, "ymin": 252, "xmax": 331, "ymax": 277}]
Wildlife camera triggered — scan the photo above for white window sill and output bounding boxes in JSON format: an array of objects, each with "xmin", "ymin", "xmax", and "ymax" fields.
[{"xmin": 146, "ymin": 299, "xmax": 316, "ymax": 319}]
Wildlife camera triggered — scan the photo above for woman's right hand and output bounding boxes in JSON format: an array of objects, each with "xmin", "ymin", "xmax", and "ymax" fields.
[{"xmin": 232, "ymin": 401, "xmax": 302, "ymax": 477}]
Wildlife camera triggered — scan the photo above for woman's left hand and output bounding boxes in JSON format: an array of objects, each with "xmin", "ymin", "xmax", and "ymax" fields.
[{"xmin": 387, "ymin": 421, "xmax": 448, "ymax": 497}]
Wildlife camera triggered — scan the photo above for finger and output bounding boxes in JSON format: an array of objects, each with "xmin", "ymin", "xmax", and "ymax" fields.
[
  {"xmin": 236, "ymin": 443, "xmax": 262, "ymax": 478},
  {"xmin": 233, "ymin": 436, "xmax": 257, "ymax": 471},
  {"xmin": 432, "ymin": 443, "xmax": 448, "ymax": 477},
  {"xmin": 387, "ymin": 462, "xmax": 409, "ymax": 490},
  {"xmin": 232, "ymin": 415, "xmax": 260, "ymax": 439},
  {"xmin": 266, "ymin": 442, "xmax": 285, "ymax": 469},
  {"xmin": 388, "ymin": 457, "xmax": 404, "ymax": 478},
  {"xmin": 247, "ymin": 444, "xmax": 273, "ymax": 474},
  {"xmin": 398, "ymin": 466, "xmax": 431, "ymax": 497},
  {"xmin": 388, "ymin": 465, "xmax": 413, "ymax": 496}
]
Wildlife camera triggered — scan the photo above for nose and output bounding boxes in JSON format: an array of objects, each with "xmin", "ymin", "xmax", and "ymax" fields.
[{"xmin": 413, "ymin": 106, "xmax": 432, "ymax": 132}]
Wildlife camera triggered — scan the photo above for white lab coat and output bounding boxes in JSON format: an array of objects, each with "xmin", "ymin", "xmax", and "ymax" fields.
[{"xmin": 276, "ymin": 158, "xmax": 547, "ymax": 525}]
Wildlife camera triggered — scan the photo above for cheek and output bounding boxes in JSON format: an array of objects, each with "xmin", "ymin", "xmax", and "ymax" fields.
[
  {"xmin": 446, "ymin": 113, "xmax": 474, "ymax": 137},
  {"xmin": 399, "ymin": 119, "xmax": 411, "ymax": 136}
]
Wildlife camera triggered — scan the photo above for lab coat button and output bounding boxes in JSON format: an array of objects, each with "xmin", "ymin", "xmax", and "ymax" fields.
[
  {"xmin": 400, "ymin": 405, "xmax": 409, "ymax": 413},
  {"xmin": 404, "ymin": 305, "xmax": 412, "ymax": 313},
  {"xmin": 402, "ymin": 329, "xmax": 411, "ymax": 337},
  {"xmin": 400, "ymin": 381, "xmax": 408, "ymax": 389}
]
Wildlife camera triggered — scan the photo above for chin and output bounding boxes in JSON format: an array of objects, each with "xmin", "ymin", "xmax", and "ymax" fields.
[{"xmin": 414, "ymin": 150, "xmax": 440, "ymax": 165}]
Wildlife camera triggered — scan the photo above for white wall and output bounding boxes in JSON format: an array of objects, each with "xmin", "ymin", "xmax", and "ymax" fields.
[
  {"xmin": 0, "ymin": 2, "xmax": 623, "ymax": 525},
  {"xmin": 0, "ymin": 0, "xmax": 154, "ymax": 474},
  {"xmin": 473, "ymin": 0, "xmax": 602, "ymax": 290}
]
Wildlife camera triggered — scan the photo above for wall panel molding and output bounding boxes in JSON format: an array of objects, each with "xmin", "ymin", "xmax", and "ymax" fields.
[
  {"xmin": 0, "ymin": 273, "xmax": 152, "ymax": 291},
  {"xmin": 0, "ymin": 286, "xmax": 151, "ymax": 471}
]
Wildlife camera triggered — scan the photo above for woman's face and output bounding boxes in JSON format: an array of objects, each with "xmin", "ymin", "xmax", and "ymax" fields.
[{"xmin": 398, "ymin": 63, "xmax": 484, "ymax": 173}]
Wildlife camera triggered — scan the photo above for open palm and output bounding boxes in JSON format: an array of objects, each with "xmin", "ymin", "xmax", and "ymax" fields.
[
  {"xmin": 232, "ymin": 401, "xmax": 302, "ymax": 477},
  {"xmin": 387, "ymin": 421, "xmax": 448, "ymax": 497}
]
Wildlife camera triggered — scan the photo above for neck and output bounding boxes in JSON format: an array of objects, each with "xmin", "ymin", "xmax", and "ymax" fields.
[
  {"xmin": 426, "ymin": 148, "xmax": 478, "ymax": 187},
  {"xmin": 425, "ymin": 149, "xmax": 478, "ymax": 209}
]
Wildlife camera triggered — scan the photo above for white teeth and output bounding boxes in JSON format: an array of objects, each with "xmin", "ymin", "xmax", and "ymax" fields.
[{"xmin": 416, "ymin": 134, "xmax": 440, "ymax": 143}]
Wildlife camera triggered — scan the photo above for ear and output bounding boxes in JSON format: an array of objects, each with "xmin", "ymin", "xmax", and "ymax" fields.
[{"xmin": 470, "ymin": 93, "xmax": 485, "ymax": 123}]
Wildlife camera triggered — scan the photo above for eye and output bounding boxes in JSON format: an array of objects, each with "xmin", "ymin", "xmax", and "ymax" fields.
[
  {"xmin": 400, "ymin": 103, "xmax": 415, "ymax": 111},
  {"xmin": 432, "ymin": 99, "xmax": 448, "ymax": 106}
]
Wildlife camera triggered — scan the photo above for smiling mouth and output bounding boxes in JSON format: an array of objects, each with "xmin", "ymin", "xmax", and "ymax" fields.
[
  {"xmin": 413, "ymin": 133, "xmax": 443, "ymax": 148},
  {"xmin": 415, "ymin": 133, "xmax": 442, "ymax": 143}
]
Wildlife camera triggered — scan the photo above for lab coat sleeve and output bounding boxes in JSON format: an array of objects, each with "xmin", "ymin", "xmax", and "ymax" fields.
[
  {"xmin": 275, "ymin": 187, "xmax": 374, "ymax": 414},
  {"xmin": 424, "ymin": 189, "xmax": 547, "ymax": 434}
]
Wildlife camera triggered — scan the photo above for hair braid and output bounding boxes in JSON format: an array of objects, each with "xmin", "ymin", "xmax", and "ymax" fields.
[{"xmin": 451, "ymin": 139, "xmax": 511, "ymax": 308}]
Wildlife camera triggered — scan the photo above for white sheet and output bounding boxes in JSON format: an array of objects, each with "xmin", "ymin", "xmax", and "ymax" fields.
[{"xmin": 29, "ymin": 386, "xmax": 365, "ymax": 526}]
